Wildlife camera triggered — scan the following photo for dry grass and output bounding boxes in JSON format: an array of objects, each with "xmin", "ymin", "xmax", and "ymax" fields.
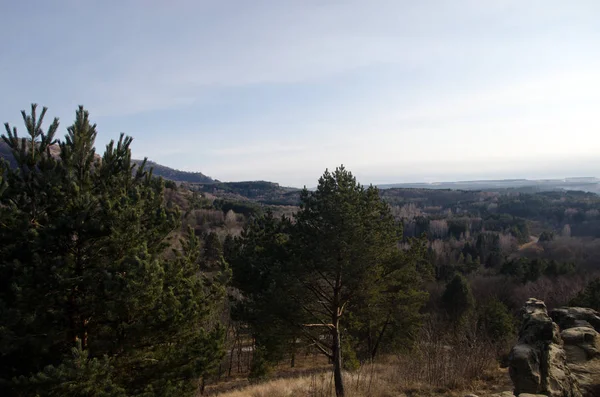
[
  {"xmin": 207, "ymin": 361, "xmax": 510, "ymax": 397},
  {"xmin": 205, "ymin": 317, "xmax": 514, "ymax": 397},
  {"xmin": 206, "ymin": 335, "xmax": 512, "ymax": 397},
  {"xmin": 205, "ymin": 368, "xmax": 405, "ymax": 397}
]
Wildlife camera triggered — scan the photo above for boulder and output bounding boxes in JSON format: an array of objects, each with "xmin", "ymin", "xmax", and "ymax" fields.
[
  {"xmin": 560, "ymin": 327, "xmax": 600, "ymax": 363},
  {"xmin": 550, "ymin": 307, "xmax": 600, "ymax": 395},
  {"xmin": 551, "ymin": 308, "xmax": 600, "ymax": 333},
  {"xmin": 509, "ymin": 298, "xmax": 582, "ymax": 397}
]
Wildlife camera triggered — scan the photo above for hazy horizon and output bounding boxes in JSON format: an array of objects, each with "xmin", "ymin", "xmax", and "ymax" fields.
[
  {"xmin": 145, "ymin": 155, "xmax": 600, "ymax": 189},
  {"xmin": 2, "ymin": 1, "xmax": 599, "ymax": 187}
]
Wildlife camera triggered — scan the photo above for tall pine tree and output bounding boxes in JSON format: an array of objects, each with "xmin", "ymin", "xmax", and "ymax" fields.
[
  {"xmin": 292, "ymin": 166, "xmax": 402, "ymax": 397},
  {"xmin": 0, "ymin": 105, "xmax": 228, "ymax": 396},
  {"xmin": 230, "ymin": 167, "xmax": 429, "ymax": 396}
]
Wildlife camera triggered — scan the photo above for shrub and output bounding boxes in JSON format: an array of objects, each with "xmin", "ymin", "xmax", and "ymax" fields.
[
  {"xmin": 442, "ymin": 274, "xmax": 474, "ymax": 326},
  {"xmin": 478, "ymin": 299, "xmax": 514, "ymax": 342}
]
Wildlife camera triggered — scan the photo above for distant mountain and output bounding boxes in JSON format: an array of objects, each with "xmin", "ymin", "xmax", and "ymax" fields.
[
  {"xmin": 0, "ymin": 140, "xmax": 63, "ymax": 168},
  {"xmin": 0, "ymin": 140, "xmax": 16, "ymax": 168},
  {"xmin": 0, "ymin": 140, "xmax": 216, "ymax": 184},
  {"xmin": 132, "ymin": 159, "xmax": 215, "ymax": 184}
]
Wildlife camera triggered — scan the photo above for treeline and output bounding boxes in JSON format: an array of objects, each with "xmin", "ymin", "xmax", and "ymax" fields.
[{"xmin": 383, "ymin": 188, "xmax": 600, "ymax": 239}]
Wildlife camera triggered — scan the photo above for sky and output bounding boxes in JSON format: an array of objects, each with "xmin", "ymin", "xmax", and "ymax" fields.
[{"xmin": 1, "ymin": 0, "xmax": 600, "ymax": 187}]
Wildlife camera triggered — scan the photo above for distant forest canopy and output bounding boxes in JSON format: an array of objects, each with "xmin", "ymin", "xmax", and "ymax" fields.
[
  {"xmin": 183, "ymin": 181, "xmax": 600, "ymax": 241},
  {"xmin": 378, "ymin": 177, "xmax": 600, "ymax": 194}
]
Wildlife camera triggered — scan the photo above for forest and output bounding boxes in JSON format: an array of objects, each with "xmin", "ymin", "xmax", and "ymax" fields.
[{"xmin": 2, "ymin": 105, "xmax": 600, "ymax": 397}]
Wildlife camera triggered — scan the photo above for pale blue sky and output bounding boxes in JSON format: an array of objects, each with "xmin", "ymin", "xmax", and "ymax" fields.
[{"xmin": 1, "ymin": 0, "xmax": 600, "ymax": 187}]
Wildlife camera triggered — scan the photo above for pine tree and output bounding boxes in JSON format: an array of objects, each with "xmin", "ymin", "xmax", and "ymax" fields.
[
  {"xmin": 292, "ymin": 166, "xmax": 401, "ymax": 397},
  {"xmin": 442, "ymin": 274, "xmax": 475, "ymax": 328},
  {"xmin": 202, "ymin": 232, "xmax": 225, "ymax": 270},
  {"xmin": 571, "ymin": 278, "xmax": 600, "ymax": 310},
  {"xmin": 0, "ymin": 105, "xmax": 227, "ymax": 396},
  {"xmin": 229, "ymin": 167, "xmax": 429, "ymax": 396},
  {"xmin": 345, "ymin": 236, "xmax": 430, "ymax": 361},
  {"xmin": 477, "ymin": 299, "xmax": 514, "ymax": 342},
  {"xmin": 14, "ymin": 342, "xmax": 126, "ymax": 397},
  {"xmin": 229, "ymin": 211, "xmax": 301, "ymax": 379}
]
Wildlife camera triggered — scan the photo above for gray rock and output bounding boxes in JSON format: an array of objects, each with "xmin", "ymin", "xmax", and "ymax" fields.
[
  {"xmin": 560, "ymin": 327, "xmax": 600, "ymax": 363},
  {"xmin": 508, "ymin": 298, "xmax": 582, "ymax": 397},
  {"xmin": 551, "ymin": 307, "xmax": 600, "ymax": 333}
]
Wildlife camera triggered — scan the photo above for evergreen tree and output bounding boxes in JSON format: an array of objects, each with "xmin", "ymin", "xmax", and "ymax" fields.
[
  {"xmin": 571, "ymin": 278, "xmax": 600, "ymax": 310},
  {"xmin": 202, "ymin": 232, "xmax": 224, "ymax": 270},
  {"xmin": 229, "ymin": 211, "xmax": 301, "ymax": 379},
  {"xmin": 500, "ymin": 258, "xmax": 527, "ymax": 281},
  {"xmin": 0, "ymin": 105, "xmax": 228, "ymax": 396},
  {"xmin": 522, "ymin": 258, "xmax": 547, "ymax": 283},
  {"xmin": 442, "ymin": 274, "xmax": 475, "ymax": 328},
  {"xmin": 538, "ymin": 230, "xmax": 555, "ymax": 242},
  {"xmin": 222, "ymin": 234, "xmax": 237, "ymax": 263},
  {"xmin": 544, "ymin": 260, "xmax": 575, "ymax": 277},
  {"xmin": 345, "ymin": 236, "xmax": 430, "ymax": 361},
  {"xmin": 464, "ymin": 253, "xmax": 479, "ymax": 273},
  {"xmin": 230, "ymin": 167, "xmax": 424, "ymax": 397},
  {"xmin": 14, "ymin": 342, "xmax": 126, "ymax": 397},
  {"xmin": 291, "ymin": 166, "xmax": 402, "ymax": 397},
  {"xmin": 478, "ymin": 298, "xmax": 514, "ymax": 342},
  {"xmin": 476, "ymin": 232, "xmax": 501, "ymax": 267}
]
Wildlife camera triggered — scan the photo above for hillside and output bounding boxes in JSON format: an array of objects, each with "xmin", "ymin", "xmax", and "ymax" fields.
[
  {"xmin": 0, "ymin": 139, "xmax": 62, "ymax": 168},
  {"xmin": 1, "ymin": 140, "xmax": 215, "ymax": 184},
  {"xmin": 189, "ymin": 180, "xmax": 300, "ymax": 205},
  {"xmin": 132, "ymin": 159, "xmax": 215, "ymax": 183},
  {"xmin": 0, "ymin": 140, "xmax": 16, "ymax": 168}
]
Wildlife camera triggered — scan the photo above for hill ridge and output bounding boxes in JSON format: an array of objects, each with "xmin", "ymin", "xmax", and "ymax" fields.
[{"xmin": 0, "ymin": 140, "xmax": 215, "ymax": 184}]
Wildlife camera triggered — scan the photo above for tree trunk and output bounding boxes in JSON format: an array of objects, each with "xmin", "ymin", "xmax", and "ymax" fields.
[
  {"xmin": 199, "ymin": 377, "xmax": 206, "ymax": 395},
  {"xmin": 228, "ymin": 333, "xmax": 236, "ymax": 377},
  {"xmin": 291, "ymin": 346, "xmax": 296, "ymax": 368},
  {"xmin": 332, "ymin": 325, "xmax": 345, "ymax": 397},
  {"xmin": 371, "ymin": 314, "xmax": 391, "ymax": 361}
]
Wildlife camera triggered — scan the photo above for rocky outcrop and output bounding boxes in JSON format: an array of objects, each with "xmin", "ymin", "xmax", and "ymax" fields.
[
  {"xmin": 559, "ymin": 327, "xmax": 600, "ymax": 363},
  {"xmin": 550, "ymin": 307, "xmax": 600, "ymax": 396},
  {"xmin": 551, "ymin": 308, "xmax": 600, "ymax": 334},
  {"xmin": 508, "ymin": 298, "xmax": 582, "ymax": 397}
]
